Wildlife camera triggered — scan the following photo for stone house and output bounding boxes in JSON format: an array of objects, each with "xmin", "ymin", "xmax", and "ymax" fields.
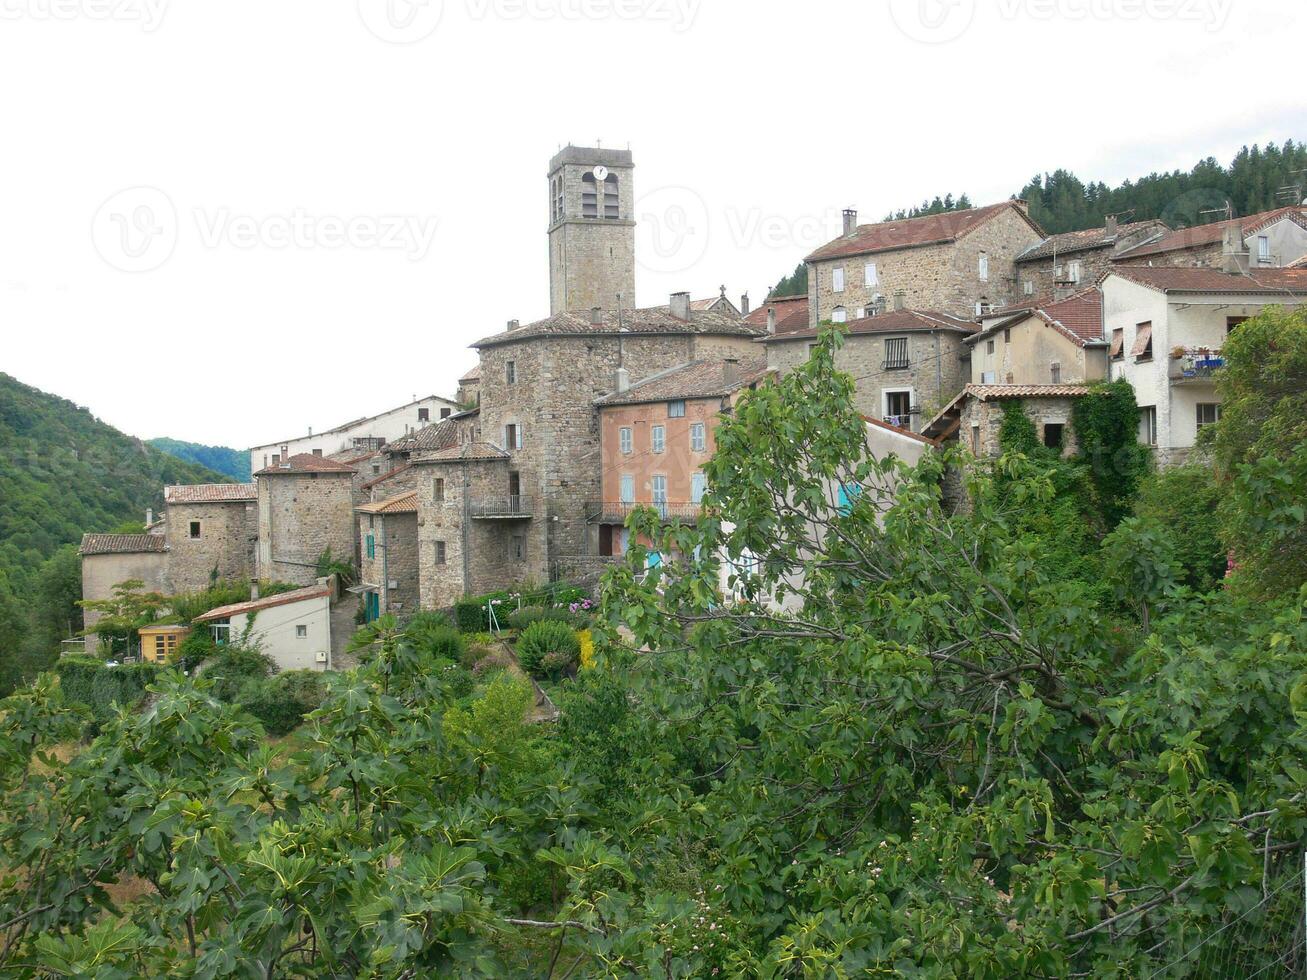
[
  {"xmin": 592, "ymin": 357, "xmax": 773, "ymax": 559},
  {"xmin": 78, "ymin": 533, "xmax": 169, "ymax": 655},
  {"xmin": 457, "ymin": 366, "xmax": 481, "ymax": 407},
  {"xmin": 923, "ymin": 384, "xmax": 1092, "ymax": 459},
  {"xmin": 1113, "ymin": 206, "xmax": 1307, "ymax": 270},
  {"xmin": 249, "ymin": 394, "xmax": 459, "ymax": 478},
  {"xmin": 1014, "ymin": 217, "xmax": 1168, "ymax": 301},
  {"xmin": 804, "ymin": 201, "xmax": 1045, "ymax": 325},
  {"xmin": 254, "ymin": 454, "xmax": 357, "ymax": 585},
  {"xmin": 744, "ymin": 293, "xmax": 809, "ymax": 335},
  {"xmin": 193, "ymin": 583, "xmax": 335, "ymax": 672},
  {"xmin": 162, "ymin": 483, "xmax": 258, "ymax": 593},
  {"xmin": 760, "ymin": 307, "xmax": 976, "ymax": 432},
  {"xmin": 967, "ymin": 288, "xmax": 1108, "ymax": 387},
  {"xmin": 1101, "ymin": 265, "xmax": 1307, "ymax": 467},
  {"xmin": 356, "ymin": 490, "xmax": 420, "ymax": 620}
]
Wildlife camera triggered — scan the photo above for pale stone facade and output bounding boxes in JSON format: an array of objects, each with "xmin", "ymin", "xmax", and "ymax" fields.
[
  {"xmin": 163, "ymin": 494, "xmax": 257, "ymax": 593},
  {"xmin": 255, "ymin": 461, "xmax": 357, "ymax": 586},
  {"xmin": 78, "ymin": 537, "xmax": 169, "ymax": 655},
  {"xmin": 547, "ymin": 146, "xmax": 636, "ymax": 315},
  {"xmin": 357, "ymin": 509, "xmax": 419, "ymax": 617}
]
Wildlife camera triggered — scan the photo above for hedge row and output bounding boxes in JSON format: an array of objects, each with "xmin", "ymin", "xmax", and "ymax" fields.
[
  {"xmin": 453, "ymin": 585, "xmax": 589, "ymax": 632},
  {"xmin": 55, "ymin": 656, "xmax": 163, "ymax": 727}
]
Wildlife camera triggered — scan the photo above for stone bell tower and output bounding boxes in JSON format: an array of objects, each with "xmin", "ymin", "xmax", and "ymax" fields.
[{"xmin": 547, "ymin": 145, "xmax": 636, "ymax": 315}]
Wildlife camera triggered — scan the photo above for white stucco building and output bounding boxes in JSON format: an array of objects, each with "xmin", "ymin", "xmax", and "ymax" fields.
[
  {"xmin": 1101, "ymin": 266, "xmax": 1307, "ymax": 466},
  {"xmin": 249, "ymin": 395, "xmax": 460, "ymax": 477},
  {"xmin": 194, "ymin": 582, "xmax": 334, "ymax": 672}
]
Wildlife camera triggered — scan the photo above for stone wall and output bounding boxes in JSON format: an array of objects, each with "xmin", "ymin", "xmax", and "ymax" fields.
[
  {"xmin": 1113, "ymin": 242, "xmax": 1222, "ymax": 269},
  {"xmin": 81, "ymin": 552, "xmax": 169, "ymax": 654},
  {"xmin": 547, "ymin": 147, "xmax": 636, "ymax": 314},
  {"xmin": 766, "ymin": 330, "xmax": 970, "ymax": 431},
  {"xmin": 808, "ymin": 206, "xmax": 1042, "ymax": 324},
  {"xmin": 358, "ymin": 512, "xmax": 419, "ymax": 616},
  {"xmin": 257, "ymin": 473, "xmax": 356, "ymax": 586},
  {"xmin": 164, "ymin": 500, "xmax": 256, "ymax": 593},
  {"xmin": 961, "ymin": 395, "xmax": 1080, "ymax": 458}
]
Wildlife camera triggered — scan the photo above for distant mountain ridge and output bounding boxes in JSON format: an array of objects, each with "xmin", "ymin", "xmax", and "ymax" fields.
[{"xmin": 149, "ymin": 438, "xmax": 248, "ymax": 482}]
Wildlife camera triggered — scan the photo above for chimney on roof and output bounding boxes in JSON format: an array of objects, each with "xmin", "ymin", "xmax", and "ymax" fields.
[
  {"xmin": 740, "ymin": 291, "xmax": 750, "ymax": 316},
  {"xmin": 1221, "ymin": 222, "xmax": 1250, "ymax": 275},
  {"xmin": 842, "ymin": 208, "xmax": 857, "ymax": 236},
  {"xmin": 589, "ymin": 307, "xmax": 603, "ymax": 325},
  {"xmin": 722, "ymin": 357, "xmax": 739, "ymax": 386},
  {"xmin": 1105, "ymin": 215, "xmax": 1119, "ymax": 238},
  {"xmin": 893, "ymin": 290, "xmax": 906, "ymax": 312},
  {"xmin": 615, "ymin": 366, "xmax": 630, "ymax": 393},
  {"xmin": 507, "ymin": 318, "xmax": 519, "ymax": 330},
  {"xmin": 767, "ymin": 306, "xmax": 776, "ymax": 335},
  {"xmin": 670, "ymin": 291, "xmax": 691, "ymax": 320},
  {"xmin": 145, "ymin": 507, "xmax": 153, "ymax": 527},
  {"xmin": 1054, "ymin": 286, "xmax": 1073, "ymax": 302}
]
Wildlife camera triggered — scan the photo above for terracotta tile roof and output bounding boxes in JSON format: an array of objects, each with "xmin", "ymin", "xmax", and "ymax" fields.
[
  {"xmin": 1113, "ymin": 206, "xmax": 1307, "ymax": 260},
  {"xmin": 193, "ymin": 585, "xmax": 331, "ymax": 623},
  {"xmin": 968, "ymin": 383, "xmax": 1092, "ymax": 399},
  {"xmin": 471, "ymin": 304, "xmax": 762, "ymax": 348},
  {"xmin": 79, "ymin": 533, "xmax": 168, "ymax": 556},
  {"xmin": 862, "ymin": 415, "xmax": 939, "ymax": 446},
  {"xmin": 414, "ymin": 441, "xmax": 510, "ymax": 463},
  {"xmin": 164, "ymin": 483, "xmax": 257, "ymax": 504},
  {"xmin": 744, "ymin": 294, "xmax": 810, "ymax": 336},
  {"xmin": 359, "ymin": 463, "xmax": 411, "ymax": 491},
  {"xmin": 459, "ymin": 365, "xmax": 481, "ymax": 382},
  {"xmin": 761, "ymin": 308, "xmax": 976, "ymax": 344},
  {"xmin": 1107, "ymin": 266, "xmax": 1307, "ymax": 295},
  {"xmin": 595, "ymin": 357, "xmax": 772, "ymax": 407},
  {"xmin": 254, "ymin": 453, "xmax": 357, "ymax": 476},
  {"xmin": 330, "ymin": 449, "xmax": 378, "ymax": 466},
  {"xmin": 382, "ymin": 419, "xmax": 459, "ymax": 455},
  {"xmin": 1290, "ymin": 253, "xmax": 1307, "ymax": 269},
  {"xmin": 806, "ymin": 201, "xmax": 1042, "ymax": 262},
  {"xmin": 355, "ymin": 490, "xmax": 418, "ymax": 515},
  {"xmin": 1016, "ymin": 219, "xmax": 1166, "ymax": 262},
  {"xmin": 970, "ymin": 288, "xmax": 1104, "ymax": 349}
]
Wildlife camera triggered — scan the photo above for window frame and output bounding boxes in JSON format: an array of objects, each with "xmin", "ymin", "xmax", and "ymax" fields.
[
  {"xmin": 691, "ymin": 471, "xmax": 706, "ymax": 504},
  {"xmin": 1196, "ymin": 402, "xmax": 1222, "ymax": 431},
  {"xmin": 619, "ymin": 473, "xmax": 634, "ymax": 505},
  {"xmin": 978, "ymin": 251, "xmax": 989, "ymax": 282},
  {"xmin": 667, "ymin": 399, "xmax": 686, "ymax": 418},
  {"xmin": 832, "ymin": 266, "xmax": 845, "ymax": 293},
  {"xmin": 690, "ymin": 421, "xmax": 706, "ymax": 453},
  {"xmin": 435, "ymin": 540, "xmax": 447, "ymax": 565},
  {"xmin": 619, "ymin": 426, "xmax": 632, "ymax": 455},
  {"xmin": 188, "ymin": 520, "xmax": 201, "ymax": 540},
  {"xmin": 651, "ymin": 424, "xmax": 665, "ymax": 454},
  {"xmin": 883, "ymin": 336, "xmax": 909, "ymax": 370},
  {"xmin": 296, "ymin": 624, "xmax": 308, "ymax": 639}
]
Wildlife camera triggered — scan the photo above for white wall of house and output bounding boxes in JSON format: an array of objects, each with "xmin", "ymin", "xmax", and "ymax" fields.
[
  {"xmin": 228, "ymin": 593, "xmax": 332, "ymax": 672},
  {"xmin": 1248, "ymin": 217, "xmax": 1307, "ymax": 268},
  {"xmin": 250, "ymin": 396, "xmax": 459, "ymax": 475}
]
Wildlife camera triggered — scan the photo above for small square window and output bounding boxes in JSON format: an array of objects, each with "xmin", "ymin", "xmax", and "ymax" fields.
[
  {"xmin": 986, "ymin": 339, "xmax": 995, "ymax": 355},
  {"xmin": 831, "ymin": 307, "xmax": 847, "ymax": 324},
  {"xmin": 440, "ymin": 407, "xmax": 451, "ymax": 418},
  {"xmin": 418, "ymin": 407, "xmax": 429, "ymax": 422},
  {"xmin": 1196, "ymin": 403, "xmax": 1222, "ymax": 430},
  {"xmin": 667, "ymin": 400, "xmax": 686, "ymax": 418},
  {"xmin": 189, "ymin": 521, "xmax": 201, "ymax": 540},
  {"xmin": 312, "ymin": 448, "xmax": 323, "ymax": 456},
  {"xmin": 296, "ymin": 625, "xmax": 308, "ymax": 638},
  {"xmin": 1043, "ymin": 423, "xmax": 1064, "ymax": 449}
]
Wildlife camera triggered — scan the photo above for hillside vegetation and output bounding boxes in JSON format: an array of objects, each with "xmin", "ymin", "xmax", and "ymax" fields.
[
  {"xmin": 0, "ymin": 372, "xmax": 226, "ymax": 690},
  {"xmin": 148, "ymin": 437, "xmax": 248, "ymax": 481}
]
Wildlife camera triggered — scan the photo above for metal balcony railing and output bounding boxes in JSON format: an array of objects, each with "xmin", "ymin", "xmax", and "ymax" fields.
[
  {"xmin": 468, "ymin": 495, "xmax": 533, "ymax": 518},
  {"xmin": 1169, "ymin": 348, "xmax": 1224, "ymax": 383},
  {"xmin": 586, "ymin": 500, "xmax": 704, "ymax": 523},
  {"xmin": 882, "ymin": 414, "xmax": 913, "ymax": 429}
]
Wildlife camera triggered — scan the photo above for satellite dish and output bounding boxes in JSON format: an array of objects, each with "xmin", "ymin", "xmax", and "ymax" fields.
[{"xmin": 593, "ymin": 165, "xmax": 609, "ymax": 181}]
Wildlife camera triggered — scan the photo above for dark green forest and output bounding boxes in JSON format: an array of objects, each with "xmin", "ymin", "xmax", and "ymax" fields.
[
  {"xmin": 0, "ymin": 373, "xmax": 225, "ymax": 691},
  {"xmin": 769, "ymin": 140, "xmax": 1306, "ymax": 297},
  {"xmin": 148, "ymin": 437, "xmax": 248, "ymax": 482}
]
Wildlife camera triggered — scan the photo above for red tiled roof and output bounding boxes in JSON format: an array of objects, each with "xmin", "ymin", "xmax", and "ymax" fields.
[
  {"xmin": 1107, "ymin": 266, "xmax": 1307, "ymax": 294},
  {"xmin": 968, "ymin": 383, "xmax": 1092, "ymax": 399},
  {"xmin": 862, "ymin": 415, "xmax": 939, "ymax": 446},
  {"xmin": 164, "ymin": 483, "xmax": 257, "ymax": 504},
  {"xmin": 971, "ymin": 288, "xmax": 1103, "ymax": 348},
  {"xmin": 415, "ymin": 441, "xmax": 510, "ymax": 463},
  {"xmin": 1016, "ymin": 219, "xmax": 1167, "ymax": 262},
  {"xmin": 1290, "ymin": 253, "xmax": 1307, "ymax": 269},
  {"xmin": 1113, "ymin": 206, "xmax": 1307, "ymax": 260},
  {"xmin": 254, "ymin": 453, "xmax": 357, "ymax": 476},
  {"xmin": 193, "ymin": 585, "xmax": 331, "ymax": 623},
  {"xmin": 744, "ymin": 294, "xmax": 810, "ymax": 336},
  {"xmin": 356, "ymin": 491, "xmax": 418, "ymax": 515},
  {"xmin": 472, "ymin": 305, "xmax": 760, "ymax": 348},
  {"xmin": 595, "ymin": 357, "xmax": 772, "ymax": 406},
  {"xmin": 79, "ymin": 533, "xmax": 168, "ymax": 556},
  {"xmin": 359, "ymin": 463, "xmax": 411, "ymax": 491},
  {"xmin": 761, "ymin": 308, "xmax": 976, "ymax": 343},
  {"xmin": 383, "ymin": 419, "xmax": 459, "ymax": 455},
  {"xmin": 806, "ymin": 201, "xmax": 1042, "ymax": 262},
  {"xmin": 459, "ymin": 365, "xmax": 481, "ymax": 382}
]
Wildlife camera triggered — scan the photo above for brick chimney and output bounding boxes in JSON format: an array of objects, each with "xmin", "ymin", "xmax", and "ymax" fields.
[
  {"xmin": 740, "ymin": 292, "xmax": 750, "ymax": 316},
  {"xmin": 722, "ymin": 357, "xmax": 739, "ymax": 386},
  {"xmin": 767, "ymin": 307, "xmax": 776, "ymax": 334},
  {"xmin": 670, "ymin": 291, "xmax": 691, "ymax": 320},
  {"xmin": 1221, "ymin": 222, "xmax": 1249, "ymax": 275},
  {"xmin": 590, "ymin": 306, "xmax": 604, "ymax": 325},
  {"xmin": 843, "ymin": 208, "xmax": 857, "ymax": 236}
]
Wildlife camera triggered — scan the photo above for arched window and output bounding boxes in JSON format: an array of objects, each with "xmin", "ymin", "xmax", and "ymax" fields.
[
  {"xmin": 551, "ymin": 176, "xmax": 563, "ymax": 222},
  {"xmin": 581, "ymin": 173, "xmax": 598, "ymax": 218},
  {"xmin": 603, "ymin": 173, "xmax": 619, "ymax": 219}
]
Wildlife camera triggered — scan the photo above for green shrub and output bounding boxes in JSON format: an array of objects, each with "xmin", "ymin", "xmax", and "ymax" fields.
[
  {"xmin": 516, "ymin": 621, "xmax": 580, "ymax": 679},
  {"xmin": 237, "ymin": 670, "xmax": 328, "ymax": 736},
  {"xmin": 437, "ymin": 662, "xmax": 476, "ymax": 700},
  {"xmin": 471, "ymin": 649, "xmax": 515, "ymax": 677},
  {"xmin": 55, "ymin": 657, "xmax": 163, "ymax": 728},
  {"xmin": 205, "ymin": 648, "xmax": 274, "ymax": 703},
  {"xmin": 505, "ymin": 605, "xmax": 579, "ymax": 630},
  {"xmin": 177, "ymin": 630, "xmax": 217, "ymax": 672},
  {"xmin": 460, "ymin": 642, "xmax": 498, "ymax": 670},
  {"xmin": 404, "ymin": 614, "xmax": 464, "ymax": 661}
]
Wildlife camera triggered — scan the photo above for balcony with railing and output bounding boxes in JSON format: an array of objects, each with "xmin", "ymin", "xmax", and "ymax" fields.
[
  {"xmin": 1168, "ymin": 347, "xmax": 1224, "ymax": 385},
  {"xmin": 468, "ymin": 495, "xmax": 533, "ymax": 519},
  {"xmin": 586, "ymin": 500, "xmax": 704, "ymax": 524}
]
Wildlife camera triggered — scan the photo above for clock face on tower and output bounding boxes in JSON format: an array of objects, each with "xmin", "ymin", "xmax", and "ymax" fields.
[{"xmin": 592, "ymin": 165, "xmax": 609, "ymax": 181}]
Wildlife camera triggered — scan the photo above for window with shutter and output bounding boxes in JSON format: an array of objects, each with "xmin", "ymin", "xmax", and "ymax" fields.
[
  {"xmin": 1131, "ymin": 322, "xmax": 1153, "ymax": 361},
  {"xmin": 883, "ymin": 337, "xmax": 909, "ymax": 370}
]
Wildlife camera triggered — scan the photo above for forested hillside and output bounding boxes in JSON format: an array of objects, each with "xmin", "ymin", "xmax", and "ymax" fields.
[
  {"xmin": 148, "ymin": 437, "xmax": 247, "ymax": 481},
  {"xmin": 769, "ymin": 140, "xmax": 1305, "ymax": 297},
  {"xmin": 0, "ymin": 373, "xmax": 225, "ymax": 690}
]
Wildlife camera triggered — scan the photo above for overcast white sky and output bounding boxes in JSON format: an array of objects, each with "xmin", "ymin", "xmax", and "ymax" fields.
[{"xmin": 2, "ymin": 0, "xmax": 1303, "ymax": 448}]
